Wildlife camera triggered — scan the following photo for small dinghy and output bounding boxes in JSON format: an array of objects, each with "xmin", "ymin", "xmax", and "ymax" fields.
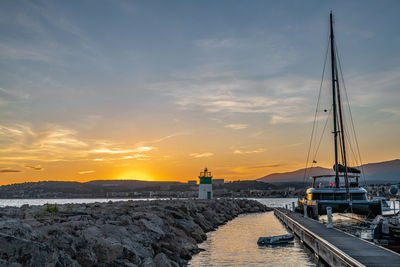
[{"xmin": 257, "ymin": 234, "xmax": 294, "ymax": 246}]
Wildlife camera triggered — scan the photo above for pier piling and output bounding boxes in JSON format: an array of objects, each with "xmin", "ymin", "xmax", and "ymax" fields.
[{"xmin": 326, "ymin": 207, "xmax": 333, "ymax": 228}]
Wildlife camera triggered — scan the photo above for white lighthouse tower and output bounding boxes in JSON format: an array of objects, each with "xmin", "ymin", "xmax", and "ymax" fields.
[{"xmin": 198, "ymin": 168, "xmax": 213, "ymax": 199}]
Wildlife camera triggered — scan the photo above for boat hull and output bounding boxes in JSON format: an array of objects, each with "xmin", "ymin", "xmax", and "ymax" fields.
[
  {"xmin": 298, "ymin": 199, "xmax": 382, "ymax": 218},
  {"xmin": 257, "ymin": 234, "xmax": 294, "ymax": 246}
]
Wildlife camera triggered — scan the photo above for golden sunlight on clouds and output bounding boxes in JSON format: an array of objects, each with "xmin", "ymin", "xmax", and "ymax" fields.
[
  {"xmin": 135, "ymin": 146, "xmax": 153, "ymax": 152},
  {"xmin": 233, "ymin": 148, "xmax": 266, "ymax": 154},
  {"xmin": 224, "ymin": 124, "xmax": 248, "ymax": 130},
  {"xmin": 189, "ymin": 152, "xmax": 214, "ymax": 158},
  {"xmin": 116, "ymin": 170, "xmax": 154, "ymax": 181},
  {"xmin": 23, "ymin": 165, "xmax": 44, "ymax": 171},
  {"xmin": 121, "ymin": 155, "xmax": 150, "ymax": 160},
  {"xmin": 0, "ymin": 168, "xmax": 21, "ymax": 173},
  {"xmin": 78, "ymin": 170, "xmax": 95, "ymax": 175},
  {"xmin": 89, "ymin": 148, "xmax": 135, "ymax": 154},
  {"xmin": 89, "ymin": 146, "xmax": 153, "ymax": 155}
]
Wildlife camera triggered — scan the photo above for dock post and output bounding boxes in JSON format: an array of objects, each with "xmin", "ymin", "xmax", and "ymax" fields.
[
  {"xmin": 303, "ymin": 203, "xmax": 308, "ymax": 218},
  {"xmin": 327, "ymin": 206, "xmax": 333, "ymax": 228},
  {"xmin": 292, "ymin": 202, "xmax": 295, "ymax": 212}
]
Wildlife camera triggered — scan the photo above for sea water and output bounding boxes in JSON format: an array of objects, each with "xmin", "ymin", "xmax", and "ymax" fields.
[
  {"xmin": 188, "ymin": 198, "xmax": 319, "ymax": 266},
  {"xmin": 0, "ymin": 198, "xmax": 299, "ymax": 208},
  {"xmin": 0, "ymin": 198, "xmax": 165, "ymax": 207}
]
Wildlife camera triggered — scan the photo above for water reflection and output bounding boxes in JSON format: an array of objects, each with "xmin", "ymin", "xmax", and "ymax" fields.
[
  {"xmin": 189, "ymin": 212, "xmax": 317, "ymax": 266},
  {"xmin": 0, "ymin": 198, "xmax": 165, "ymax": 207}
]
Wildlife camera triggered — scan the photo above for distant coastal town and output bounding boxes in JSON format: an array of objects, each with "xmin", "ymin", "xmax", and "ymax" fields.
[{"xmin": 0, "ymin": 178, "xmax": 397, "ymax": 200}]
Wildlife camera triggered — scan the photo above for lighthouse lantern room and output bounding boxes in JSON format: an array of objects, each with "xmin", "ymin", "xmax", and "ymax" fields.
[{"xmin": 198, "ymin": 168, "xmax": 213, "ymax": 199}]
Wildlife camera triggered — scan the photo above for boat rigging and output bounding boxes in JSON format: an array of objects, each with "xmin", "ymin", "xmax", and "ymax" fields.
[{"xmin": 298, "ymin": 12, "xmax": 382, "ymax": 219}]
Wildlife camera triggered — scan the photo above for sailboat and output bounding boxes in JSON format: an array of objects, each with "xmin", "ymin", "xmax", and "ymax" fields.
[{"xmin": 298, "ymin": 12, "xmax": 382, "ymax": 219}]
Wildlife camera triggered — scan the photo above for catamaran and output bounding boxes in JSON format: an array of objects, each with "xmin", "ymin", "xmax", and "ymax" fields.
[{"xmin": 298, "ymin": 12, "xmax": 382, "ymax": 219}]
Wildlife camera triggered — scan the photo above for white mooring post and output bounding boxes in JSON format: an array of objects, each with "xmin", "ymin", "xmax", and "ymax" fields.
[
  {"xmin": 326, "ymin": 206, "xmax": 333, "ymax": 228},
  {"xmin": 292, "ymin": 202, "xmax": 295, "ymax": 212},
  {"xmin": 303, "ymin": 203, "xmax": 308, "ymax": 218}
]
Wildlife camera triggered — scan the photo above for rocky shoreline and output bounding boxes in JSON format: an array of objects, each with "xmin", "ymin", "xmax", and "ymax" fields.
[{"xmin": 0, "ymin": 199, "xmax": 271, "ymax": 266}]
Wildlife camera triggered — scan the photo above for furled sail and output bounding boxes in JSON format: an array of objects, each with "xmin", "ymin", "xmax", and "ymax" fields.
[{"xmin": 333, "ymin": 164, "xmax": 361, "ymax": 174}]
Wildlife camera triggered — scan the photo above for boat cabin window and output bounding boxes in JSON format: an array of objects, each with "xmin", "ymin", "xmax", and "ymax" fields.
[
  {"xmin": 350, "ymin": 193, "xmax": 366, "ymax": 200},
  {"xmin": 320, "ymin": 193, "xmax": 334, "ymax": 200},
  {"xmin": 309, "ymin": 193, "xmax": 347, "ymax": 200},
  {"xmin": 334, "ymin": 193, "xmax": 346, "ymax": 200},
  {"xmin": 310, "ymin": 192, "xmax": 366, "ymax": 200},
  {"xmin": 310, "ymin": 193, "xmax": 335, "ymax": 200}
]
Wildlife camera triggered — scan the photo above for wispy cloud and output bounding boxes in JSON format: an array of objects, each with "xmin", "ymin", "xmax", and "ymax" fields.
[
  {"xmin": 89, "ymin": 146, "xmax": 154, "ymax": 155},
  {"xmin": 40, "ymin": 128, "xmax": 88, "ymax": 148},
  {"xmin": 160, "ymin": 75, "xmax": 319, "ymax": 125},
  {"xmin": 0, "ymin": 87, "xmax": 30, "ymax": 105},
  {"xmin": 194, "ymin": 38, "xmax": 248, "ymax": 49},
  {"xmin": 114, "ymin": 0, "xmax": 138, "ymax": 15},
  {"xmin": 225, "ymin": 124, "xmax": 248, "ymax": 130},
  {"xmin": 0, "ymin": 123, "xmax": 155, "ymax": 164},
  {"xmin": 270, "ymin": 115, "xmax": 315, "ymax": 125},
  {"xmin": 23, "ymin": 165, "xmax": 44, "ymax": 171},
  {"xmin": 78, "ymin": 170, "xmax": 95, "ymax": 175},
  {"xmin": 0, "ymin": 168, "xmax": 21, "ymax": 173},
  {"xmin": 139, "ymin": 132, "xmax": 191, "ymax": 145},
  {"xmin": 347, "ymin": 69, "xmax": 400, "ymax": 107},
  {"xmin": 379, "ymin": 108, "xmax": 400, "ymax": 117},
  {"xmin": 190, "ymin": 152, "xmax": 214, "ymax": 158},
  {"xmin": 89, "ymin": 148, "xmax": 135, "ymax": 154},
  {"xmin": 242, "ymin": 164, "xmax": 284, "ymax": 169},
  {"xmin": 0, "ymin": 124, "xmax": 88, "ymax": 162},
  {"xmin": 121, "ymin": 154, "xmax": 150, "ymax": 160},
  {"xmin": 233, "ymin": 148, "xmax": 265, "ymax": 155},
  {"xmin": 135, "ymin": 146, "xmax": 153, "ymax": 152}
]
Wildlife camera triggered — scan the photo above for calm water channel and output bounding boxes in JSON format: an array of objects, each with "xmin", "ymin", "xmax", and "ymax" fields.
[{"xmin": 189, "ymin": 198, "xmax": 319, "ymax": 267}]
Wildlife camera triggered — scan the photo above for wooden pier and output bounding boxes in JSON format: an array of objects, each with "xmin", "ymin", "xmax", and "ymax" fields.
[{"xmin": 274, "ymin": 208, "xmax": 400, "ymax": 266}]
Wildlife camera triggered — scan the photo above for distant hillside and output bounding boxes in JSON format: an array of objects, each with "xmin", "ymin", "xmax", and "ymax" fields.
[
  {"xmin": 86, "ymin": 180, "xmax": 181, "ymax": 189},
  {"xmin": 361, "ymin": 160, "xmax": 400, "ymax": 183},
  {"xmin": 257, "ymin": 159, "xmax": 400, "ymax": 184},
  {"xmin": 257, "ymin": 166, "xmax": 332, "ymax": 183}
]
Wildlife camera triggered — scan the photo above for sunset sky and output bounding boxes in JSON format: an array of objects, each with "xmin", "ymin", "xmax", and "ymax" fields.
[{"xmin": 0, "ymin": 1, "xmax": 399, "ymax": 185}]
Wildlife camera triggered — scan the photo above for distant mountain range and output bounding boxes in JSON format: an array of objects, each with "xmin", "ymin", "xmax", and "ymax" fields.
[{"xmin": 257, "ymin": 159, "xmax": 400, "ymax": 184}]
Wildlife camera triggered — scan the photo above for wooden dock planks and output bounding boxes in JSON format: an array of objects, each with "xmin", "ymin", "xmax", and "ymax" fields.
[{"xmin": 274, "ymin": 208, "xmax": 400, "ymax": 267}]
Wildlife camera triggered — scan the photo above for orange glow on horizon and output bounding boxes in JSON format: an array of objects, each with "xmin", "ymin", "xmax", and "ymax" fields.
[{"xmin": 115, "ymin": 170, "xmax": 155, "ymax": 181}]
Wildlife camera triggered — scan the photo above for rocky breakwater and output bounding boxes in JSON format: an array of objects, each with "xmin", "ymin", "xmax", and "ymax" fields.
[{"xmin": 0, "ymin": 199, "xmax": 271, "ymax": 266}]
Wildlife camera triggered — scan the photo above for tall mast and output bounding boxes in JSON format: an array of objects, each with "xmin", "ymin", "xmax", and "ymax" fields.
[
  {"xmin": 330, "ymin": 12, "xmax": 339, "ymax": 187},
  {"xmin": 336, "ymin": 69, "xmax": 350, "ymax": 198}
]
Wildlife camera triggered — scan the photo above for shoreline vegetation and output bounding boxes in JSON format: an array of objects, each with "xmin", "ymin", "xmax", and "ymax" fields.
[{"xmin": 0, "ymin": 199, "xmax": 271, "ymax": 266}]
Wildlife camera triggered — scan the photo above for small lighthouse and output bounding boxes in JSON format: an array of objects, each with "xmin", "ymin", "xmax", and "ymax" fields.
[{"xmin": 198, "ymin": 168, "xmax": 213, "ymax": 199}]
